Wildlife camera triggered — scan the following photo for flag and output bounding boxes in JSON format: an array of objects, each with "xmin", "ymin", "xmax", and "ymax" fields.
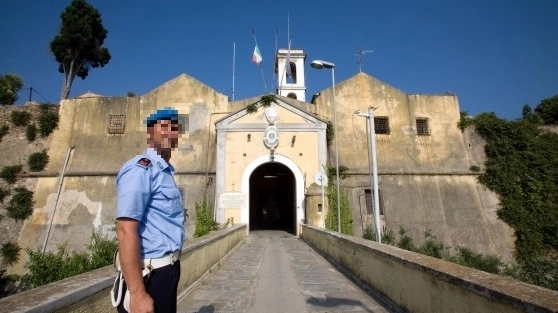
[{"xmin": 252, "ymin": 44, "xmax": 263, "ymax": 66}]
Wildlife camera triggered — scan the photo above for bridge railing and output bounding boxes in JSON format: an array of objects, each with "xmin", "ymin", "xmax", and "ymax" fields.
[
  {"xmin": 300, "ymin": 224, "xmax": 558, "ymax": 313},
  {"xmin": 0, "ymin": 224, "xmax": 247, "ymax": 313}
]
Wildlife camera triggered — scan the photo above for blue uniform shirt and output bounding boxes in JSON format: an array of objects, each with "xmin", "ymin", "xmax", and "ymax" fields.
[{"xmin": 116, "ymin": 148, "xmax": 185, "ymax": 259}]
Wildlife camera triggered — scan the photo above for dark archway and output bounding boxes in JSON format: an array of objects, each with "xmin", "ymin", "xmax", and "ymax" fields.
[{"xmin": 249, "ymin": 162, "xmax": 296, "ymax": 234}]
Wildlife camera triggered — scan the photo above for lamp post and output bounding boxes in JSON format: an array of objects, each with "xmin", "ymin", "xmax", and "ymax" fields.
[
  {"xmin": 311, "ymin": 59, "xmax": 341, "ymax": 233},
  {"xmin": 356, "ymin": 107, "xmax": 381, "ymax": 242}
]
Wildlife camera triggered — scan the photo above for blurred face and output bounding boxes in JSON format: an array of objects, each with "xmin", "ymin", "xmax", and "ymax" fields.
[{"xmin": 147, "ymin": 119, "xmax": 180, "ymax": 153}]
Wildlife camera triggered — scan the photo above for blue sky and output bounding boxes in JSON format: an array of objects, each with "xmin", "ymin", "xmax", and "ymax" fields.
[{"xmin": 1, "ymin": 0, "xmax": 557, "ymax": 120}]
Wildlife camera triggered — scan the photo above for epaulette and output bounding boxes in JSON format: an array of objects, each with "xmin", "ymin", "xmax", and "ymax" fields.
[{"xmin": 136, "ymin": 158, "xmax": 152, "ymax": 169}]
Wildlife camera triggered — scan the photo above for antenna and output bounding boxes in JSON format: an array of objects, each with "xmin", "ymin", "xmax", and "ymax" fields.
[{"xmin": 355, "ymin": 47, "xmax": 374, "ymax": 72}]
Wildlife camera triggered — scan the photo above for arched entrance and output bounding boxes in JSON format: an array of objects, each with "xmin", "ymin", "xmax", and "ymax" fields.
[{"xmin": 249, "ymin": 162, "xmax": 296, "ymax": 233}]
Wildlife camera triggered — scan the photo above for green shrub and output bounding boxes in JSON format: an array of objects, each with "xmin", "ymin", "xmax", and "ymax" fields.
[
  {"xmin": 457, "ymin": 111, "xmax": 474, "ymax": 132},
  {"xmin": 38, "ymin": 105, "xmax": 59, "ymax": 137},
  {"xmin": 326, "ymin": 121, "xmax": 334, "ymax": 147},
  {"xmin": 26, "ymin": 245, "xmax": 82, "ymax": 288},
  {"xmin": 87, "ymin": 231, "xmax": 118, "ymax": 269},
  {"xmin": 467, "ymin": 112, "xmax": 558, "ymax": 264},
  {"xmin": 194, "ymin": 197, "xmax": 218, "ymax": 237},
  {"xmin": 416, "ymin": 230, "xmax": 447, "ymax": 259},
  {"xmin": 325, "ymin": 185, "xmax": 353, "ymax": 235},
  {"xmin": 397, "ymin": 227, "xmax": 416, "ymax": 251},
  {"xmin": 469, "ymin": 165, "xmax": 481, "ymax": 172},
  {"xmin": 362, "ymin": 225, "xmax": 375, "ymax": 240},
  {"xmin": 324, "ymin": 165, "xmax": 352, "ymax": 235},
  {"xmin": 0, "ymin": 187, "xmax": 9, "ymax": 203},
  {"xmin": 28, "ymin": 151, "xmax": 49, "ymax": 172},
  {"xmin": 10, "ymin": 110, "xmax": 31, "ymax": 127},
  {"xmin": 26, "ymin": 124, "xmax": 37, "ymax": 142},
  {"xmin": 0, "ymin": 270, "xmax": 8, "ymax": 298},
  {"xmin": 0, "ymin": 165, "xmax": 22, "ymax": 184},
  {"xmin": 1, "ymin": 242, "xmax": 21, "ymax": 266},
  {"xmin": 514, "ymin": 255, "xmax": 558, "ymax": 291},
  {"xmin": 448, "ymin": 247, "xmax": 503, "ymax": 275},
  {"xmin": 6, "ymin": 187, "xmax": 34, "ymax": 221},
  {"xmin": 381, "ymin": 229, "xmax": 396, "ymax": 245},
  {"xmin": 0, "ymin": 124, "xmax": 8, "ymax": 141},
  {"xmin": 377, "ymin": 226, "xmax": 558, "ymax": 291},
  {"xmin": 25, "ymin": 231, "xmax": 117, "ymax": 288}
]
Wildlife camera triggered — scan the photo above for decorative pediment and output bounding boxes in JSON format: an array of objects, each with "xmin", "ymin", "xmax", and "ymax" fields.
[{"xmin": 216, "ymin": 96, "xmax": 326, "ymax": 131}]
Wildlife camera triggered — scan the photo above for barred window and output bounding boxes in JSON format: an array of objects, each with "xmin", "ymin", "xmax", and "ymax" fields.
[
  {"xmin": 108, "ymin": 114, "xmax": 126, "ymax": 134},
  {"xmin": 365, "ymin": 189, "xmax": 384, "ymax": 215},
  {"xmin": 416, "ymin": 118, "xmax": 430, "ymax": 136},
  {"xmin": 374, "ymin": 117, "xmax": 390, "ymax": 135}
]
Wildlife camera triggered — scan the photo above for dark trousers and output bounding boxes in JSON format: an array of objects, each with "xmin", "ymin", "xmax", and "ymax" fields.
[{"xmin": 117, "ymin": 260, "xmax": 181, "ymax": 313}]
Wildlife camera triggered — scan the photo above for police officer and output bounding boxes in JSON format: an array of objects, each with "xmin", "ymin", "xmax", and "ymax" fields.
[{"xmin": 116, "ymin": 107, "xmax": 185, "ymax": 313}]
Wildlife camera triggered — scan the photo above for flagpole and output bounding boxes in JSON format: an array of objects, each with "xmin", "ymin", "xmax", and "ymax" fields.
[
  {"xmin": 232, "ymin": 42, "xmax": 235, "ymax": 101},
  {"xmin": 272, "ymin": 28, "xmax": 278, "ymax": 93},
  {"xmin": 252, "ymin": 29, "xmax": 267, "ymax": 94},
  {"xmin": 260, "ymin": 67, "xmax": 267, "ymax": 94},
  {"xmin": 288, "ymin": 12, "xmax": 290, "ymax": 45}
]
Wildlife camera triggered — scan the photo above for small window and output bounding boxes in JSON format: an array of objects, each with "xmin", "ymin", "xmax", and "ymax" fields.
[
  {"xmin": 365, "ymin": 189, "xmax": 384, "ymax": 215},
  {"xmin": 416, "ymin": 118, "xmax": 430, "ymax": 136},
  {"xmin": 108, "ymin": 114, "xmax": 126, "ymax": 134},
  {"xmin": 374, "ymin": 117, "xmax": 390, "ymax": 135}
]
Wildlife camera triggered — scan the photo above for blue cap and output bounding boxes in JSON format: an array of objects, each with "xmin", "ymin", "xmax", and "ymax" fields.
[{"xmin": 145, "ymin": 107, "xmax": 179, "ymax": 127}]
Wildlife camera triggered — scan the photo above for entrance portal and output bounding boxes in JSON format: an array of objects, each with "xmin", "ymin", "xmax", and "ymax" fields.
[{"xmin": 249, "ymin": 162, "xmax": 296, "ymax": 234}]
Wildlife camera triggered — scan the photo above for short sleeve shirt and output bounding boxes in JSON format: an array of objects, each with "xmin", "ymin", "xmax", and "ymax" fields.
[{"xmin": 116, "ymin": 148, "xmax": 185, "ymax": 259}]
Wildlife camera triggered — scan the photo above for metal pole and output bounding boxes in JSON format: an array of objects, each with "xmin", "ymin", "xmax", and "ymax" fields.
[
  {"xmin": 331, "ymin": 67, "xmax": 341, "ymax": 232},
  {"xmin": 368, "ymin": 107, "xmax": 381, "ymax": 242},
  {"xmin": 321, "ymin": 182, "xmax": 325, "ymax": 229},
  {"xmin": 42, "ymin": 146, "xmax": 74, "ymax": 253},
  {"xmin": 232, "ymin": 43, "xmax": 235, "ymax": 101},
  {"xmin": 365, "ymin": 109, "xmax": 373, "ymax": 219},
  {"xmin": 331, "ymin": 68, "xmax": 341, "ymax": 233}
]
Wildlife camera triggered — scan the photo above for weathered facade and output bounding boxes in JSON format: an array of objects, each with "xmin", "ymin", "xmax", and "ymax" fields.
[{"xmin": 8, "ymin": 48, "xmax": 515, "ymax": 273}]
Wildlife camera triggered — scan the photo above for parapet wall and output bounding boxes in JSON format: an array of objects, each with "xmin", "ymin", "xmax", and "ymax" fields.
[
  {"xmin": 0, "ymin": 224, "xmax": 247, "ymax": 313},
  {"xmin": 300, "ymin": 224, "xmax": 558, "ymax": 313}
]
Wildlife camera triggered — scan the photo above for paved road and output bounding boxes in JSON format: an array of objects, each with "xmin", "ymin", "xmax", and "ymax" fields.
[{"xmin": 178, "ymin": 230, "xmax": 395, "ymax": 313}]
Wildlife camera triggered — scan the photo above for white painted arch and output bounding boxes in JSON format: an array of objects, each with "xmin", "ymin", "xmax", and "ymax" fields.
[{"xmin": 240, "ymin": 154, "xmax": 305, "ymax": 235}]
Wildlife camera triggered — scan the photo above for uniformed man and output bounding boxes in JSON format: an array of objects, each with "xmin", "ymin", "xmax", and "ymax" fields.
[{"xmin": 115, "ymin": 107, "xmax": 185, "ymax": 313}]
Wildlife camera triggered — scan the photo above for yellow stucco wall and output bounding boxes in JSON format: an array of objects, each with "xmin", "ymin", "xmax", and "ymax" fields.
[
  {"xmin": 8, "ymin": 70, "xmax": 515, "ymax": 275},
  {"xmin": 223, "ymin": 131, "xmax": 319, "ymax": 192},
  {"xmin": 14, "ymin": 74, "xmax": 231, "ymax": 275}
]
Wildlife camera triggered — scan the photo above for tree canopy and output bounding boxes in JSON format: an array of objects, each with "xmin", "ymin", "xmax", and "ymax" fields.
[
  {"xmin": 50, "ymin": 0, "xmax": 111, "ymax": 100},
  {"xmin": 0, "ymin": 73, "xmax": 24, "ymax": 105},
  {"xmin": 534, "ymin": 95, "xmax": 558, "ymax": 125}
]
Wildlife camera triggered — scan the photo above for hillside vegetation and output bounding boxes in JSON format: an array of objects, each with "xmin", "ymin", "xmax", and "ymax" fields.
[
  {"xmin": 459, "ymin": 95, "xmax": 558, "ymax": 290},
  {"xmin": 0, "ymin": 103, "xmax": 58, "ymax": 271}
]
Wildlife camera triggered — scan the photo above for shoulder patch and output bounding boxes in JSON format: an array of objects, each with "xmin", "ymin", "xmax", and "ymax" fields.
[{"xmin": 136, "ymin": 158, "xmax": 152, "ymax": 168}]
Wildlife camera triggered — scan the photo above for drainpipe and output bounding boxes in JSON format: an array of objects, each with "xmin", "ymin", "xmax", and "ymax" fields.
[{"xmin": 42, "ymin": 146, "xmax": 74, "ymax": 253}]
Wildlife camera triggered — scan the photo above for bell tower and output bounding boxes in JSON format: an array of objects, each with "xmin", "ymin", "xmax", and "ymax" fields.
[{"xmin": 275, "ymin": 48, "xmax": 306, "ymax": 101}]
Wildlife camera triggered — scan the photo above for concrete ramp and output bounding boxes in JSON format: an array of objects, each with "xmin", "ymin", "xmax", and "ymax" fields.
[{"xmin": 178, "ymin": 230, "xmax": 396, "ymax": 313}]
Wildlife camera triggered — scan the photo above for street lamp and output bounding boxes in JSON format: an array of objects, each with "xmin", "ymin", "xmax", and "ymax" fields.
[
  {"xmin": 311, "ymin": 59, "xmax": 341, "ymax": 233},
  {"xmin": 356, "ymin": 107, "xmax": 381, "ymax": 242}
]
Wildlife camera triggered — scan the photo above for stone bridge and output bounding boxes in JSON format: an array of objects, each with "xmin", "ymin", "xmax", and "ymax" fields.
[{"xmin": 1, "ymin": 224, "xmax": 557, "ymax": 313}]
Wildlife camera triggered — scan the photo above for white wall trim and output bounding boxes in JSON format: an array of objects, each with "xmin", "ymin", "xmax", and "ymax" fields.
[{"xmin": 240, "ymin": 154, "xmax": 305, "ymax": 235}]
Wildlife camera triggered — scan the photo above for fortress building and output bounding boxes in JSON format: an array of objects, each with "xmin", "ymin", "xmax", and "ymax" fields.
[{"xmin": 12, "ymin": 48, "xmax": 515, "ymax": 270}]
